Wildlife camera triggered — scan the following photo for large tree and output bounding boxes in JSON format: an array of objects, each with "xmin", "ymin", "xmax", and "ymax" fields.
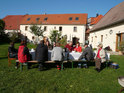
[{"xmin": 0, "ymin": 19, "xmax": 5, "ymax": 35}]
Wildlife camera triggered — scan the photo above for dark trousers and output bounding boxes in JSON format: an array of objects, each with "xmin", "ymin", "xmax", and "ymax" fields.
[
  {"xmin": 95, "ymin": 57, "xmax": 101, "ymax": 69},
  {"xmin": 38, "ymin": 61, "xmax": 45, "ymax": 70}
]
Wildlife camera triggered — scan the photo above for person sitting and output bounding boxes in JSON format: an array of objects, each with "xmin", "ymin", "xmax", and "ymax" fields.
[
  {"xmin": 51, "ymin": 42, "xmax": 64, "ymax": 70},
  {"xmin": 95, "ymin": 43, "xmax": 106, "ymax": 72},
  {"xmin": 8, "ymin": 42, "xmax": 18, "ymax": 59},
  {"xmin": 18, "ymin": 40, "xmax": 30, "ymax": 63},
  {"xmin": 65, "ymin": 41, "xmax": 74, "ymax": 52},
  {"xmin": 74, "ymin": 42, "xmax": 82, "ymax": 52},
  {"xmin": 8, "ymin": 42, "xmax": 18, "ymax": 68},
  {"xmin": 35, "ymin": 40, "xmax": 48, "ymax": 71},
  {"xmin": 78, "ymin": 43, "xmax": 94, "ymax": 61}
]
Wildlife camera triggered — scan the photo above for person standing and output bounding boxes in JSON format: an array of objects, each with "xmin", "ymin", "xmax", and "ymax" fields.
[
  {"xmin": 51, "ymin": 43, "xmax": 64, "ymax": 70},
  {"xmin": 35, "ymin": 40, "xmax": 48, "ymax": 71},
  {"xmin": 95, "ymin": 43, "xmax": 106, "ymax": 72}
]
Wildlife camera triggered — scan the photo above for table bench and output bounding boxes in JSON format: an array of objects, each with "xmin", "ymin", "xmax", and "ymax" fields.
[{"xmin": 16, "ymin": 60, "xmax": 68, "ymax": 71}]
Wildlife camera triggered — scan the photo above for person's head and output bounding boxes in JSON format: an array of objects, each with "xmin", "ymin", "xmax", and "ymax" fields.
[
  {"xmin": 76, "ymin": 42, "xmax": 80, "ymax": 46},
  {"xmin": 98, "ymin": 43, "xmax": 103, "ymax": 48},
  {"xmin": 69, "ymin": 41, "xmax": 72, "ymax": 46},
  {"xmin": 84, "ymin": 43, "xmax": 88, "ymax": 48},
  {"xmin": 56, "ymin": 42, "xmax": 60, "ymax": 47},
  {"xmin": 10, "ymin": 42, "xmax": 14, "ymax": 47}
]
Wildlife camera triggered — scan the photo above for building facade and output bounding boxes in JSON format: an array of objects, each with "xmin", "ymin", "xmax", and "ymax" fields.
[
  {"xmin": 20, "ymin": 14, "xmax": 87, "ymax": 44},
  {"xmin": 89, "ymin": 1, "xmax": 124, "ymax": 51}
]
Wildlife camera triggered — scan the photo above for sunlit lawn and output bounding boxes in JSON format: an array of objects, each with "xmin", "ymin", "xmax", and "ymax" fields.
[{"xmin": 0, "ymin": 43, "xmax": 124, "ymax": 93}]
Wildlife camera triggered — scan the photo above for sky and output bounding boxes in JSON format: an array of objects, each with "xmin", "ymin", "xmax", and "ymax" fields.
[{"xmin": 0, "ymin": 0, "xmax": 124, "ymax": 19}]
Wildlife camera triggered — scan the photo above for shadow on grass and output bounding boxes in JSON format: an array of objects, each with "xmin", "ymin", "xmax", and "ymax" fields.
[{"xmin": 0, "ymin": 56, "xmax": 8, "ymax": 60}]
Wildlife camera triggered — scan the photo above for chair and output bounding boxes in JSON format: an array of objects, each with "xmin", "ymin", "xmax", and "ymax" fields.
[{"xmin": 8, "ymin": 52, "xmax": 17, "ymax": 66}]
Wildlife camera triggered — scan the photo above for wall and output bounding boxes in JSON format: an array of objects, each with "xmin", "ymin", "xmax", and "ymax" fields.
[
  {"xmin": 20, "ymin": 24, "xmax": 86, "ymax": 44},
  {"xmin": 89, "ymin": 23, "xmax": 124, "ymax": 51}
]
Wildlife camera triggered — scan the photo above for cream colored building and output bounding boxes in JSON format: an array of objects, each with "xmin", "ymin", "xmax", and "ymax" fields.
[
  {"xmin": 89, "ymin": 2, "xmax": 124, "ymax": 51},
  {"xmin": 20, "ymin": 14, "xmax": 87, "ymax": 44}
]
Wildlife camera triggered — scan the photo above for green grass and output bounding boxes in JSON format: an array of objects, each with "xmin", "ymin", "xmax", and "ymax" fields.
[{"xmin": 0, "ymin": 43, "xmax": 124, "ymax": 93}]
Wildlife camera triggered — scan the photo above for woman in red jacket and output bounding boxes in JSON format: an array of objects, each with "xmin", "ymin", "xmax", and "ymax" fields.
[
  {"xmin": 18, "ymin": 40, "xmax": 30, "ymax": 63},
  {"xmin": 74, "ymin": 42, "xmax": 82, "ymax": 52}
]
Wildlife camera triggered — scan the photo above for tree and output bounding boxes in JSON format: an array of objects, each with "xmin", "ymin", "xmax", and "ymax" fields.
[
  {"xmin": 30, "ymin": 24, "xmax": 45, "ymax": 43},
  {"xmin": 8, "ymin": 31, "xmax": 18, "ymax": 42},
  {"xmin": 60, "ymin": 35, "xmax": 67, "ymax": 48},
  {"xmin": 49, "ymin": 30, "xmax": 61, "ymax": 44},
  {"xmin": 0, "ymin": 19, "xmax": 5, "ymax": 36}
]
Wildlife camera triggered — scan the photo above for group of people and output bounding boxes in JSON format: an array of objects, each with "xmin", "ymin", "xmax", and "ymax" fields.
[
  {"xmin": 65, "ymin": 41, "xmax": 106, "ymax": 72},
  {"xmin": 8, "ymin": 38, "xmax": 106, "ymax": 72}
]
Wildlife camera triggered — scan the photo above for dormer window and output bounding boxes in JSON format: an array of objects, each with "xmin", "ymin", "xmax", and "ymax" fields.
[
  {"xmin": 44, "ymin": 17, "xmax": 48, "ymax": 21},
  {"xmin": 27, "ymin": 18, "xmax": 31, "ymax": 21},
  {"xmin": 69, "ymin": 17, "xmax": 72, "ymax": 20},
  {"xmin": 75, "ymin": 17, "xmax": 79, "ymax": 20},
  {"xmin": 36, "ymin": 18, "xmax": 40, "ymax": 21}
]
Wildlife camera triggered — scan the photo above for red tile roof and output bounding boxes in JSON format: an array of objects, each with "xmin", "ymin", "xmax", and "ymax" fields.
[
  {"xmin": 20, "ymin": 13, "xmax": 88, "ymax": 25},
  {"xmin": 3, "ymin": 15, "xmax": 26, "ymax": 30},
  {"xmin": 90, "ymin": 15, "xmax": 103, "ymax": 25}
]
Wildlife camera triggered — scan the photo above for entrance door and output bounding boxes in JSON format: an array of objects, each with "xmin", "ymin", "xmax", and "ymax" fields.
[
  {"xmin": 72, "ymin": 37, "xmax": 79, "ymax": 45},
  {"xmin": 116, "ymin": 33, "xmax": 124, "ymax": 51}
]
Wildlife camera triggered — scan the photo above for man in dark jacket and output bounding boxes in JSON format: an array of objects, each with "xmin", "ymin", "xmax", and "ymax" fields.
[
  {"xmin": 35, "ymin": 40, "xmax": 48, "ymax": 71},
  {"xmin": 78, "ymin": 43, "xmax": 94, "ymax": 61},
  {"xmin": 8, "ymin": 42, "xmax": 18, "ymax": 59}
]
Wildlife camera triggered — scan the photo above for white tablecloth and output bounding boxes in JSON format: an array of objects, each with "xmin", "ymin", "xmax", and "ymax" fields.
[
  {"xmin": 69, "ymin": 52, "xmax": 82, "ymax": 60},
  {"xmin": 29, "ymin": 50, "xmax": 86, "ymax": 61}
]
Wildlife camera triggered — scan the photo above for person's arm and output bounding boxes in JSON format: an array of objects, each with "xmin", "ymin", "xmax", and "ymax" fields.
[{"xmin": 78, "ymin": 48, "xmax": 87, "ymax": 60}]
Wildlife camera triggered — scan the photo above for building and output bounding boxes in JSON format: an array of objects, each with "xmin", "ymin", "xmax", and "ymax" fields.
[
  {"xmin": 3, "ymin": 15, "xmax": 25, "ymax": 34},
  {"xmin": 89, "ymin": 1, "xmax": 124, "ymax": 51},
  {"xmin": 85, "ymin": 15, "xmax": 103, "ymax": 42},
  {"xmin": 20, "ymin": 13, "xmax": 87, "ymax": 44}
]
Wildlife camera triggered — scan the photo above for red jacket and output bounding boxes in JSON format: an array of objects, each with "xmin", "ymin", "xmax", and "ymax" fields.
[
  {"xmin": 74, "ymin": 46, "xmax": 82, "ymax": 52},
  {"xmin": 65, "ymin": 44, "xmax": 74, "ymax": 52},
  {"xmin": 18, "ymin": 45, "xmax": 29, "ymax": 63}
]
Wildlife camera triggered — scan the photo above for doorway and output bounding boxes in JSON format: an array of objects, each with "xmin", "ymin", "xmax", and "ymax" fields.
[{"xmin": 116, "ymin": 33, "xmax": 124, "ymax": 51}]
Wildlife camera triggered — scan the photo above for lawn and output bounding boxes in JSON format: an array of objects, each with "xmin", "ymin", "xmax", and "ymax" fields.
[{"xmin": 0, "ymin": 43, "xmax": 124, "ymax": 93}]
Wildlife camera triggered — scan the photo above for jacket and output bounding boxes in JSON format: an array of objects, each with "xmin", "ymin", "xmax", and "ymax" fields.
[
  {"xmin": 78, "ymin": 46, "xmax": 94, "ymax": 61},
  {"xmin": 18, "ymin": 45, "xmax": 30, "ymax": 63},
  {"xmin": 74, "ymin": 46, "xmax": 82, "ymax": 52},
  {"xmin": 51, "ymin": 47, "xmax": 63, "ymax": 61},
  {"xmin": 35, "ymin": 43, "xmax": 48, "ymax": 62},
  {"xmin": 95, "ymin": 48, "xmax": 106, "ymax": 63}
]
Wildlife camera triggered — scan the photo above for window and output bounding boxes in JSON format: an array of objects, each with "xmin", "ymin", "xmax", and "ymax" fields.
[
  {"xmin": 59, "ymin": 27, "xmax": 62, "ymax": 31},
  {"xmin": 75, "ymin": 17, "xmax": 79, "ymax": 20},
  {"xmin": 73, "ymin": 27, "xmax": 77, "ymax": 32},
  {"xmin": 25, "ymin": 26, "xmax": 28, "ymax": 31},
  {"xmin": 36, "ymin": 18, "xmax": 40, "ymax": 21},
  {"xmin": 44, "ymin": 26, "xmax": 47, "ymax": 31},
  {"xmin": 54, "ymin": 26, "xmax": 56, "ymax": 29},
  {"xmin": 101, "ymin": 35, "xmax": 103, "ymax": 42},
  {"xmin": 44, "ymin": 17, "xmax": 48, "ymax": 21},
  {"xmin": 91, "ymin": 37, "xmax": 93, "ymax": 42},
  {"xmin": 27, "ymin": 18, "xmax": 31, "ymax": 21},
  {"xmin": 69, "ymin": 17, "xmax": 72, "ymax": 20}
]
